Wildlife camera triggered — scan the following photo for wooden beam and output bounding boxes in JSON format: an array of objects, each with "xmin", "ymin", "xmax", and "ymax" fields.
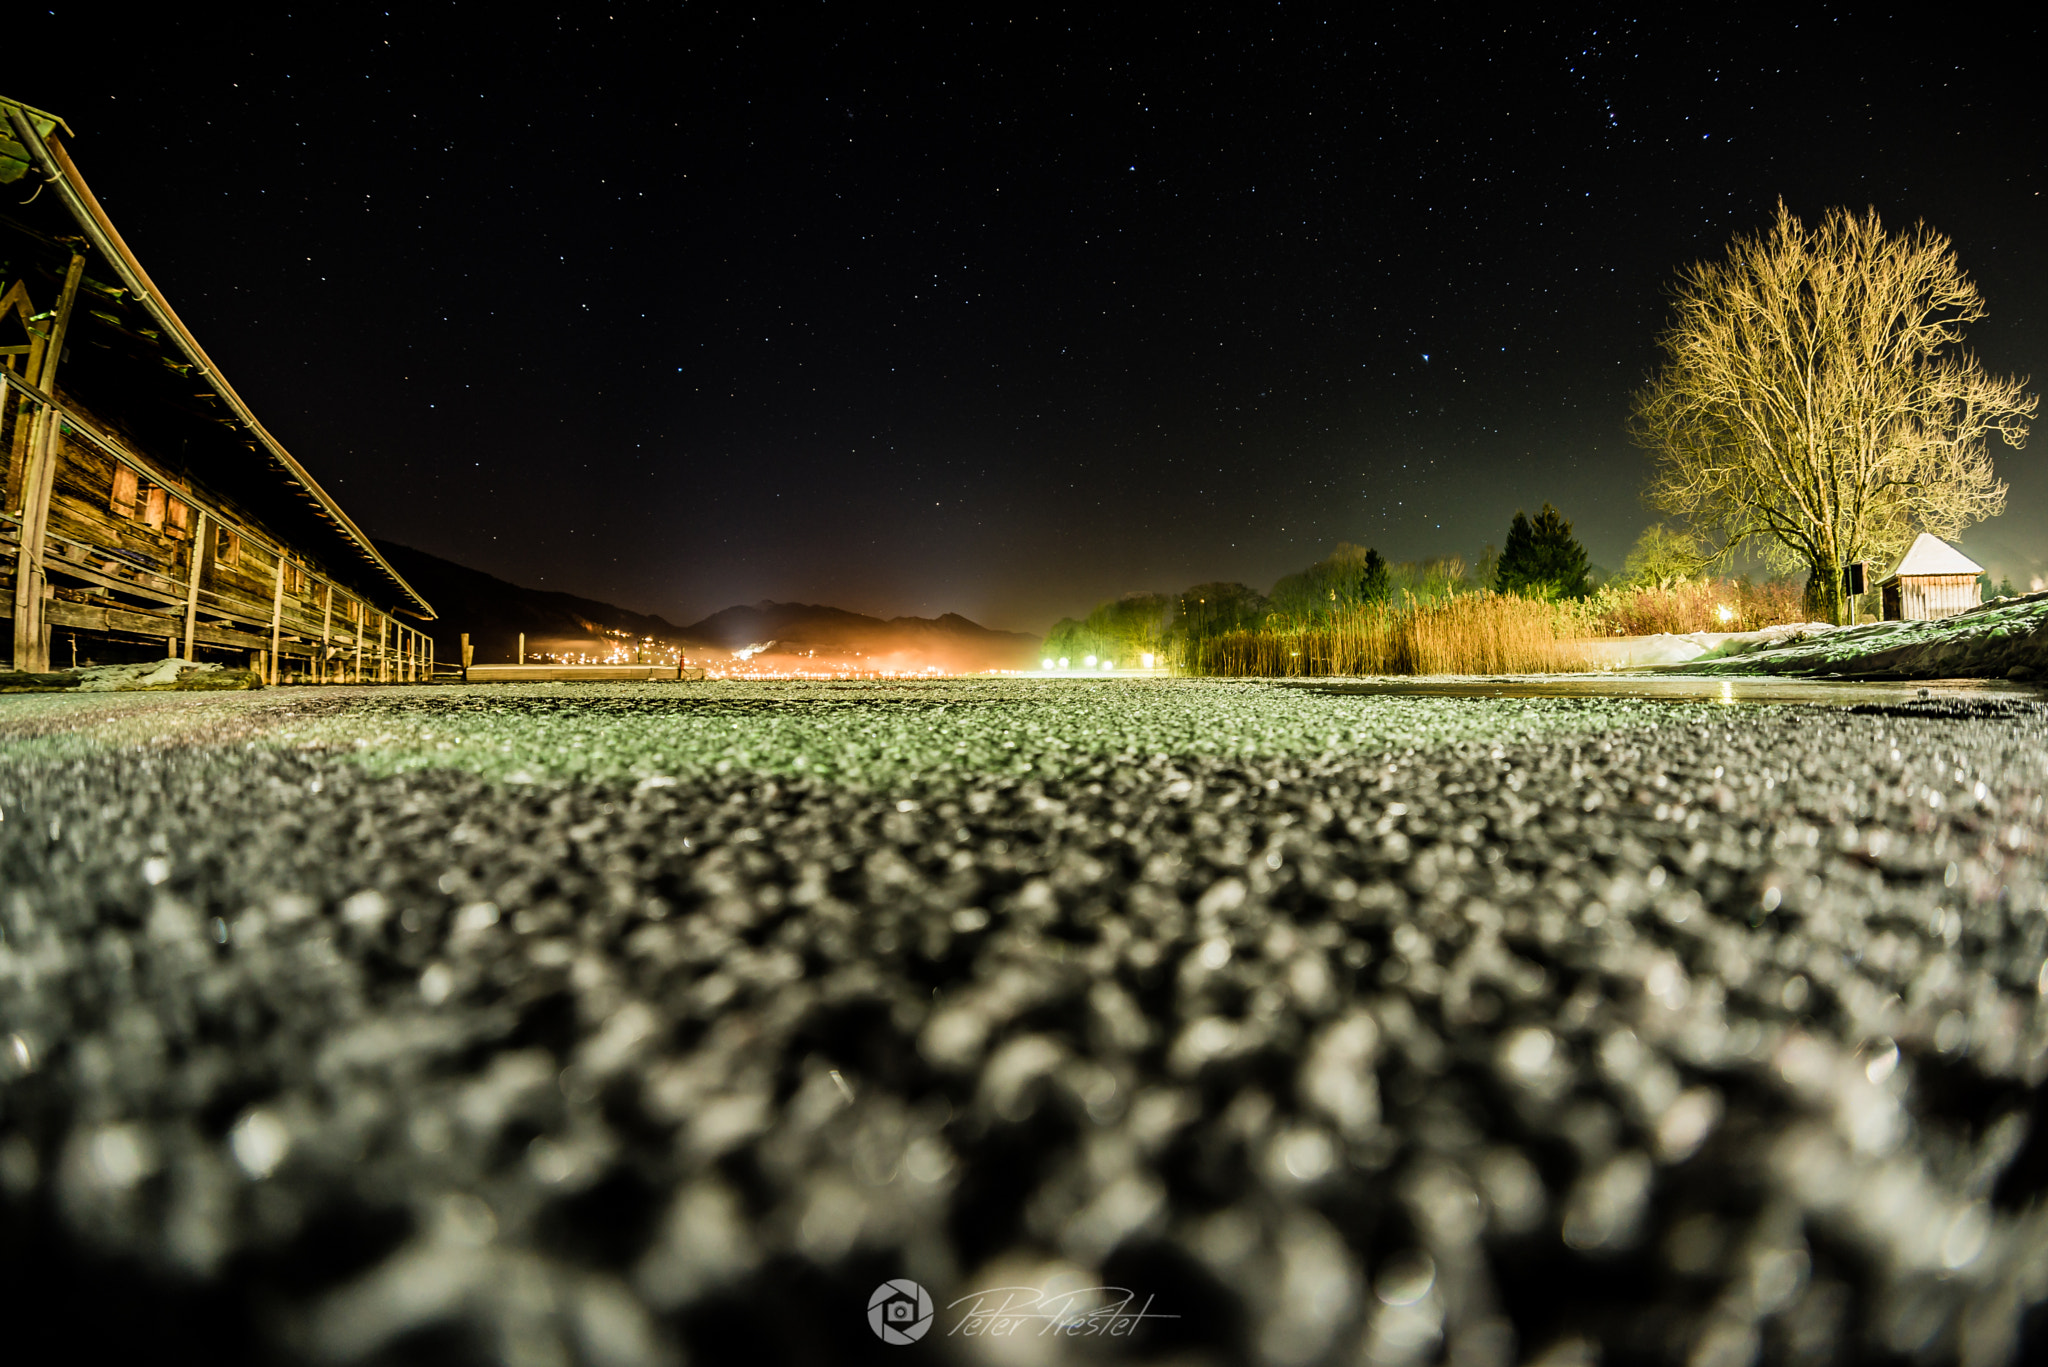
[
  {"xmin": 320, "ymin": 581, "xmax": 332, "ymax": 683},
  {"xmin": 181, "ymin": 509, "xmax": 207, "ymax": 660},
  {"xmin": 268, "ymin": 552, "xmax": 285, "ymax": 685},
  {"xmin": 9, "ymin": 409, "xmax": 57, "ymax": 669},
  {"xmin": 353, "ymin": 611, "xmax": 363, "ymax": 683},
  {"xmin": 46, "ymin": 597, "xmax": 271, "ymax": 650},
  {"xmin": 36, "ymin": 253, "xmax": 87, "ymax": 395},
  {"xmin": 8, "ymin": 251, "xmax": 85, "ymax": 670},
  {"xmin": 378, "ymin": 613, "xmax": 389, "ymax": 683}
]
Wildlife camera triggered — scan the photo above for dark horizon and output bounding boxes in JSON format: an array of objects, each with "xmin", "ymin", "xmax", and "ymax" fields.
[{"xmin": 12, "ymin": 7, "xmax": 2042, "ymax": 633}]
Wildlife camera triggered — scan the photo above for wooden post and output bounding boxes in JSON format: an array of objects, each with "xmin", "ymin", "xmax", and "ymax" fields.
[
  {"xmin": 518, "ymin": 632, "xmax": 525, "ymax": 665},
  {"xmin": 182, "ymin": 509, "xmax": 208, "ymax": 661},
  {"xmin": 320, "ymin": 582, "xmax": 332, "ymax": 683},
  {"xmin": 378, "ymin": 614, "xmax": 389, "ymax": 683},
  {"xmin": 461, "ymin": 632, "xmax": 473, "ymax": 681},
  {"xmin": 268, "ymin": 552, "xmax": 286, "ymax": 685},
  {"xmin": 9, "ymin": 251, "xmax": 87, "ymax": 671},
  {"xmin": 10, "ymin": 412, "xmax": 56, "ymax": 671},
  {"xmin": 353, "ymin": 609, "xmax": 363, "ymax": 683}
]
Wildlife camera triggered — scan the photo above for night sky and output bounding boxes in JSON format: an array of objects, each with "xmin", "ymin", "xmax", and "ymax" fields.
[{"xmin": 14, "ymin": 7, "xmax": 2043, "ymax": 632}]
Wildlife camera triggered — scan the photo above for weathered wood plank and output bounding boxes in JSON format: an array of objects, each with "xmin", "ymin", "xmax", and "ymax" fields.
[
  {"xmin": 43, "ymin": 596, "xmax": 278, "ymax": 651},
  {"xmin": 268, "ymin": 552, "xmax": 285, "ymax": 684},
  {"xmin": 182, "ymin": 508, "xmax": 207, "ymax": 659}
]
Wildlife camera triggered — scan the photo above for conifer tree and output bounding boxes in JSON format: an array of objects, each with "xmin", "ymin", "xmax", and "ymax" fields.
[
  {"xmin": 1357, "ymin": 548, "xmax": 1392, "ymax": 604},
  {"xmin": 1494, "ymin": 503, "xmax": 1591, "ymax": 598}
]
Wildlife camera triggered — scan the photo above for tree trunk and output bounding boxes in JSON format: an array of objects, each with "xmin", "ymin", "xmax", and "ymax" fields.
[{"xmin": 1804, "ymin": 559, "xmax": 1846, "ymax": 626}]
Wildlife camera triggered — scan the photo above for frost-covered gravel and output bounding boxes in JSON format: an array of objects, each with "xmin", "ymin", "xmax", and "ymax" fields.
[{"xmin": 2, "ymin": 679, "xmax": 2047, "ymax": 1366}]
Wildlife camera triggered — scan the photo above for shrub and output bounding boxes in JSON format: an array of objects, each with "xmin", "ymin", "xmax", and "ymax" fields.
[{"xmin": 1562, "ymin": 577, "xmax": 1808, "ymax": 636}]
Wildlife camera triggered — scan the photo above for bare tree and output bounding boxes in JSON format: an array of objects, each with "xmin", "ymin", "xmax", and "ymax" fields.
[
  {"xmin": 1631, "ymin": 203, "xmax": 2035, "ymax": 623},
  {"xmin": 1619, "ymin": 523, "xmax": 1707, "ymax": 589}
]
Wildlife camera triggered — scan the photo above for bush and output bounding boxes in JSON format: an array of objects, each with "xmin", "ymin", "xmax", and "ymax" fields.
[{"xmin": 1562, "ymin": 578, "xmax": 1807, "ymax": 636}]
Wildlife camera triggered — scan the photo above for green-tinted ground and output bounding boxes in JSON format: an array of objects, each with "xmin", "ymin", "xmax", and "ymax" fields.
[{"xmin": 0, "ymin": 677, "xmax": 1746, "ymax": 786}]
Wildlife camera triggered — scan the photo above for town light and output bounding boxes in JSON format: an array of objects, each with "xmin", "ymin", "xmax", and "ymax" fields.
[
  {"xmin": 1042, "ymin": 658, "xmax": 1055, "ymax": 670},
  {"xmin": 1101, "ymin": 659, "xmax": 1114, "ymax": 670},
  {"xmin": 1057, "ymin": 657, "xmax": 1069, "ymax": 668},
  {"xmin": 1084, "ymin": 655, "xmax": 1097, "ymax": 666},
  {"xmin": 1716, "ymin": 605, "xmax": 1734, "ymax": 624}
]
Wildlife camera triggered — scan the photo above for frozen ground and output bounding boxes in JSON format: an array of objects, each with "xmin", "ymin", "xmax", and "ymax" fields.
[
  {"xmin": 1672, "ymin": 594, "xmax": 2048, "ymax": 681},
  {"xmin": 2, "ymin": 678, "xmax": 2047, "ymax": 1366}
]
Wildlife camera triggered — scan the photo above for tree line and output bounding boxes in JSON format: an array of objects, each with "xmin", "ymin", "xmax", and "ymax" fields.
[{"xmin": 1043, "ymin": 505, "xmax": 1609, "ymax": 667}]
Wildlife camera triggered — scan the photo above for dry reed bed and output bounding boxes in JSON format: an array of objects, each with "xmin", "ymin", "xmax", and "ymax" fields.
[
  {"xmin": 1178, "ymin": 595, "xmax": 1599, "ymax": 677},
  {"xmin": 1174, "ymin": 580, "xmax": 1812, "ymax": 677}
]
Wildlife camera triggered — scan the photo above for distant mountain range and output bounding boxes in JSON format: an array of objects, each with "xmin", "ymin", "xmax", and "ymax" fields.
[
  {"xmin": 376, "ymin": 542, "xmax": 1040, "ymax": 672},
  {"xmin": 679, "ymin": 600, "xmax": 1042, "ymax": 672}
]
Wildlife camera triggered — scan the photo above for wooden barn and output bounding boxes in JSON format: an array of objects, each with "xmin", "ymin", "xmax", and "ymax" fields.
[
  {"xmin": 1880, "ymin": 533, "xmax": 1983, "ymax": 622},
  {"xmin": 2, "ymin": 95, "xmax": 434, "ymax": 681}
]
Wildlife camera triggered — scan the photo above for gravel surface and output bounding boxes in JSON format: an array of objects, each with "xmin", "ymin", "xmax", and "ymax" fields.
[{"xmin": 2, "ymin": 679, "xmax": 2046, "ymax": 1366}]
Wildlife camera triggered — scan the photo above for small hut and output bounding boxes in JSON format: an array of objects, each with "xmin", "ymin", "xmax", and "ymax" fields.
[{"xmin": 1880, "ymin": 533, "xmax": 1983, "ymax": 621}]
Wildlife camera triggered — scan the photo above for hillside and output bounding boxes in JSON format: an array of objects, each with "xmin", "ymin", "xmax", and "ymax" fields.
[
  {"xmin": 374, "ymin": 542, "xmax": 693, "ymax": 666},
  {"xmin": 680, "ymin": 601, "xmax": 1040, "ymax": 672},
  {"xmin": 377, "ymin": 543, "xmax": 1039, "ymax": 672}
]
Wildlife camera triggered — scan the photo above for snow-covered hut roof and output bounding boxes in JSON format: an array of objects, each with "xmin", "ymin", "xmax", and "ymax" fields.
[{"xmin": 1883, "ymin": 533, "xmax": 1984, "ymax": 582}]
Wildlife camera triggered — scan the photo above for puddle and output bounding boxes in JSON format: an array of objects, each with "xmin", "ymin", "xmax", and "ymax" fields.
[{"xmin": 1284, "ymin": 675, "xmax": 2048, "ymax": 706}]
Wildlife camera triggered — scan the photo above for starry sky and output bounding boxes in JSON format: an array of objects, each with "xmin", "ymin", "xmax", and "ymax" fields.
[{"xmin": 13, "ymin": 6, "xmax": 2044, "ymax": 632}]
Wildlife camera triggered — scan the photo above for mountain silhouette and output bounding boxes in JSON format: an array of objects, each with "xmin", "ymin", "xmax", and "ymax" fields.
[{"xmin": 376, "ymin": 543, "xmax": 1037, "ymax": 672}]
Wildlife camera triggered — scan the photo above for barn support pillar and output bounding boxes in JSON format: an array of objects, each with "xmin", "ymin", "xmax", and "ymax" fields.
[{"xmin": 7, "ymin": 251, "xmax": 84, "ymax": 672}]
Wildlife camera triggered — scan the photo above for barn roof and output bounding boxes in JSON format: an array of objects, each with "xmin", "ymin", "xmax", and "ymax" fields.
[{"xmin": 1884, "ymin": 533, "xmax": 1984, "ymax": 581}]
